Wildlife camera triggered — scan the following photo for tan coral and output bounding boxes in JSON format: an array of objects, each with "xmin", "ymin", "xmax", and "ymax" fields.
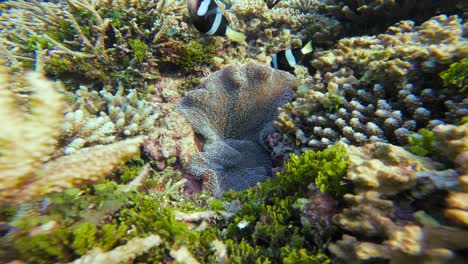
[
  {"xmin": 312, "ymin": 15, "xmax": 467, "ymax": 84},
  {"xmin": 62, "ymin": 86, "xmax": 161, "ymax": 154},
  {"xmin": 143, "ymin": 111, "xmax": 198, "ymax": 169},
  {"xmin": 70, "ymin": 234, "xmax": 162, "ymax": 264},
  {"xmin": 333, "ymin": 191, "xmax": 396, "ymax": 237},
  {"xmin": 346, "ymin": 142, "xmax": 443, "ymax": 195},
  {"xmin": 0, "ymin": 65, "xmax": 144, "ymax": 203},
  {"xmin": 331, "ymin": 135, "xmax": 468, "ymax": 262},
  {"xmin": 432, "ymin": 123, "xmax": 468, "ymax": 227}
]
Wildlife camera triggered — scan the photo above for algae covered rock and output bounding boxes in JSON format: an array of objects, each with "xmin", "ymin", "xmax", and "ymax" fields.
[{"xmin": 176, "ymin": 63, "xmax": 295, "ymax": 196}]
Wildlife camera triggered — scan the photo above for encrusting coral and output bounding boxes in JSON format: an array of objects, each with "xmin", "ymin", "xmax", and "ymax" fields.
[
  {"xmin": 0, "ymin": 64, "xmax": 144, "ymax": 203},
  {"xmin": 329, "ymin": 129, "xmax": 468, "ymax": 263},
  {"xmin": 177, "ymin": 63, "xmax": 295, "ymax": 197},
  {"xmin": 272, "ymin": 15, "xmax": 468, "ymax": 154}
]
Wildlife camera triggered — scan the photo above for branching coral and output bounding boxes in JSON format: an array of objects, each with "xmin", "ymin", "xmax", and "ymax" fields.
[
  {"xmin": 271, "ymin": 15, "xmax": 468, "ymax": 153},
  {"xmin": 0, "ymin": 65, "xmax": 144, "ymax": 203},
  {"xmin": 210, "ymin": 0, "xmax": 341, "ymax": 68},
  {"xmin": 62, "ymin": 85, "xmax": 160, "ymax": 153},
  {"xmin": 176, "ymin": 63, "xmax": 295, "ymax": 197},
  {"xmin": 0, "ymin": 0, "xmax": 185, "ymax": 88}
]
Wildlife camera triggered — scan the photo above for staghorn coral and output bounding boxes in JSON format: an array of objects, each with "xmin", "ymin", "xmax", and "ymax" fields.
[
  {"xmin": 0, "ymin": 64, "xmax": 144, "ymax": 203},
  {"xmin": 62, "ymin": 85, "xmax": 160, "ymax": 153},
  {"xmin": 329, "ymin": 137, "xmax": 468, "ymax": 263},
  {"xmin": 176, "ymin": 63, "xmax": 295, "ymax": 197},
  {"xmin": 0, "ymin": 0, "xmax": 185, "ymax": 88},
  {"xmin": 272, "ymin": 15, "xmax": 468, "ymax": 153}
]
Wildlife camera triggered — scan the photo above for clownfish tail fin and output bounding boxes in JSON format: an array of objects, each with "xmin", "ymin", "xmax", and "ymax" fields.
[
  {"xmin": 300, "ymin": 41, "xmax": 313, "ymax": 55},
  {"xmin": 226, "ymin": 27, "xmax": 247, "ymax": 43}
]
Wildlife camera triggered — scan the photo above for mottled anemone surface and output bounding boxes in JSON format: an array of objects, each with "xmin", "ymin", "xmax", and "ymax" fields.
[{"xmin": 177, "ymin": 63, "xmax": 295, "ymax": 197}]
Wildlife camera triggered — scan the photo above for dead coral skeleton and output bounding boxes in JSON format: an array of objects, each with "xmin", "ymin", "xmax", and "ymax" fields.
[{"xmin": 0, "ymin": 64, "xmax": 144, "ymax": 203}]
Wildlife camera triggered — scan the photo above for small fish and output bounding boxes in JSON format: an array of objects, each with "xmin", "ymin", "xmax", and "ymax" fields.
[
  {"xmin": 270, "ymin": 41, "xmax": 313, "ymax": 73},
  {"xmin": 187, "ymin": 0, "xmax": 246, "ymax": 43},
  {"xmin": 263, "ymin": 0, "xmax": 282, "ymax": 9}
]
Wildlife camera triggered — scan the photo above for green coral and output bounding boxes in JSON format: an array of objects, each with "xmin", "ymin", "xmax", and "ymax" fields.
[
  {"xmin": 284, "ymin": 144, "xmax": 349, "ymax": 198},
  {"xmin": 220, "ymin": 144, "xmax": 348, "ymax": 262},
  {"xmin": 407, "ymin": 128, "xmax": 437, "ymax": 156},
  {"xmin": 129, "ymin": 39, "xmax": 149, "ymax": 63},
  {"xmin": 117, "ymin": 156, "xmax": 145, "ymax": 183},
  {"xmin": 282, "ymin": 248, "xmax": 331, "ymax": 264},
  {"xmin": 439, "ymin": 58, "xmax": 468, "ymax": 92},
  {"xmin": 175, "ymin": 40, "xmax": 216, "ymax": 73},
  {"xmin": 0, "ymin": 164, "xmax": 221, "ymax": 263},
  {"xmin": 0, "ymin": 143, "xmax": 348, "ymax": 263}
]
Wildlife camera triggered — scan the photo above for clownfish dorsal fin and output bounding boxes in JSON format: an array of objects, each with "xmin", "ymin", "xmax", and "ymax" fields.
[{"xmin": 300, "ymin": 41, "xmax": 313, "ymax": 55}]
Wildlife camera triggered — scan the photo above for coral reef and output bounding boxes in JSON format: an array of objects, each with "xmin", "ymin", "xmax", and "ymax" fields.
[
  {"xmin": 209, "ymin": 0, "xmax": 341, "ymax": 69},
  {"xmin": 272, "ymin": 15, "xmax": 468, "ymax": 153},
  {"xmin": 143, "ymin": 111, "xmax": 198, "ymax": 169},
  {"xmin": 314, "ymin": 0, "xmax": 464, "ymax": 36},
  {"xmin": 346, "ymin": 142, "xmax": 444, "ymax": 195},
  {"xmin": 0, "ymin": 64, "xmax": 144, "ymax": 203},
  {"xmin": 62, "ymin": 85, "xmax": 160, "ymax": 154},
  {"xmin": 177, "ymin": 63, "xmax": 295, "ymax": 197},
  {"xmin": 218, "ymin": 144, "xmax": 346, "ymax": 262},
  {"xmin": 312, "ymin": 15, "xmax": 467, "ymax": 84},
  {"xmin": 329, "ymin": 133, "xmax": 468, "ymax": 263},
  {"xmin": 0, "ymin": 0, "xmax": 185, "ymax": 88},
  {"xmin": 0, "ymin": 0, "xmax": 466, "ymax": 262},
  {"xmin": 440, "ymin": 58, "xmax": 468, "ymax": 92},
  {"xmin": 0, "ymin": 166, "xmax": 223, "ymax": 263}
]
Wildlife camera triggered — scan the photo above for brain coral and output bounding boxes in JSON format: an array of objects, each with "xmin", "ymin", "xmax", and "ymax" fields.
[{"xmin": 176, "ymin": 63, "xmax": 295, "ymax": 197}]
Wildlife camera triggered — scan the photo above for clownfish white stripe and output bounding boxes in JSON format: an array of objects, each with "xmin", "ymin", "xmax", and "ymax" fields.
[
  {"xmin": 197, "ymin": 0, "xmax": 211, "ymax": 16},
  {"xmin": 207, "ymin": 7, "xmax": 222, "ymax": 35},
  {"xmin": 285, "ymin": 49, "xmax": 296, "ymax": 67},
  {"xmin": 272, "ymin": 54, "xmax": 278, "ymax": 69}
]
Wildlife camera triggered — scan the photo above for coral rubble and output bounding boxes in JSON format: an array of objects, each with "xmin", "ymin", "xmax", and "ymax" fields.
[{"xmin": 177, "ymin": 63, "xmax": 295, "ymax": 196}]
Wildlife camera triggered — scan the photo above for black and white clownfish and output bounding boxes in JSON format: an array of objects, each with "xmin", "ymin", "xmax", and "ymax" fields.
[
  {"xmin": 270, "ymin": 41, "xmax": 313, "ymax": 73},
  {"xmin": 187, "ymin": 0, "xmax": 246, "ymax": 43}
]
